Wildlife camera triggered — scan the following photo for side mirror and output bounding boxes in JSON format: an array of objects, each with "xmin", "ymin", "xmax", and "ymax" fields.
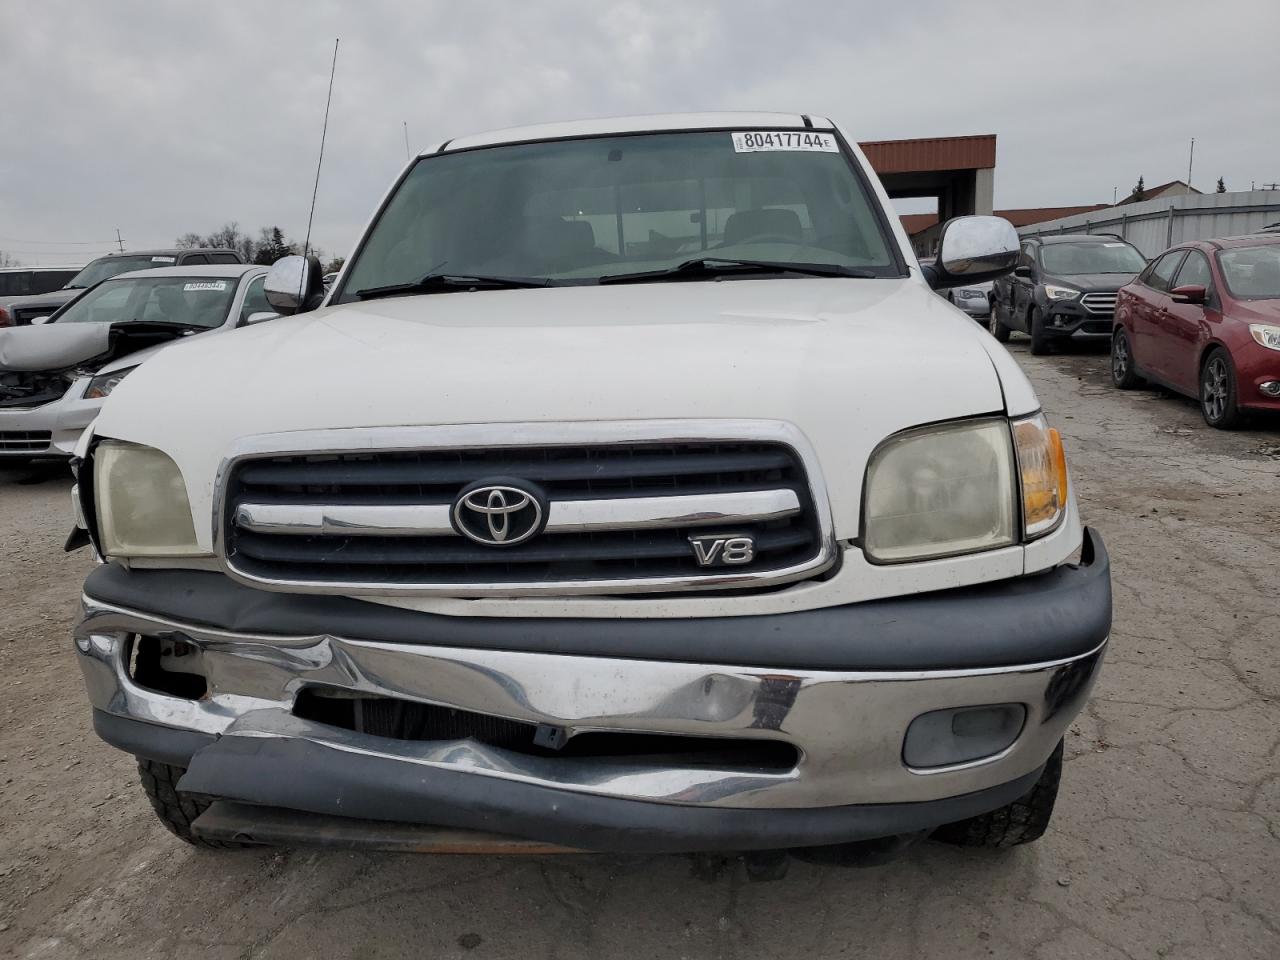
[
  {"xmin": 1170, "ymin": 284, "xmax": 1207, "ymax": 305},
  {"xmin": 1014, "ymin": 265, "xmax": 1033, "ymax": 279},
  {"xmin": 243, "ymin": 312, "xmax": 279, "ymax": 326},
  {"xmin": 923, "ymin": 216, "xmax": 1020, "ymax": 290},
  {"xmin": 264, "ymin": 255, "xmax": 324, "ymax": 315},
  {"xmin": 30, "ymin": 316, "xmax": 52, "ymax": 325}
]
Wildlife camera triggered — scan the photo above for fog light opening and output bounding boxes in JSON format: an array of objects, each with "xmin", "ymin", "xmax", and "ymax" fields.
[
  {"xmin": 127, "ymin": 634, "xmax": 208, "ymax": 700},
  {"xmin": 902, "ymin": 703, "xmax": 1026, "ymax": 770},
  {"xmin": 1259, "ymin": 380, "xmax": 1280, "ymax": 398}
]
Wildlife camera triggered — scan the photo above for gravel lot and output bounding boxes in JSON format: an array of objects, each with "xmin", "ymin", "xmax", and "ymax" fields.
[{"xmin": 1, "ymin": 339, "xmax": 1277, "ymax": 960}]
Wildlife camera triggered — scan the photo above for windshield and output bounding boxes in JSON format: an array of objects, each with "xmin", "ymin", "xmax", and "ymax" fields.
[
  {"xmin": 336, "ymin": 130, "xmax": 900, "ymax": 301},
  {"xmin": 67, "ymin": 255, "xmax": 179, "ymax": 289},
  {"xmin": 1039, "ymin": 241, "xmax": 1147, "ymax": 275},
  {"xmin": 54, "ymin": 275, "xmax": 239, "ymax": 328},
  {"xmin": 1217, "ymin": 245, "xmax": 1280, "ymax": 300}
]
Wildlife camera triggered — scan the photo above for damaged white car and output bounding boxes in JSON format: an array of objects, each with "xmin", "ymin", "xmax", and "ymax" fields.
[{"xmin": 0, "ymin": 265, "xmax": 271, "ymax": 460}]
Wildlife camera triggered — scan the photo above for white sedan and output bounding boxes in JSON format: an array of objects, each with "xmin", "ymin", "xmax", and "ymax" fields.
[{"xmin": 0, "ymin": 264, "xmax": 272, "ymax": 460}]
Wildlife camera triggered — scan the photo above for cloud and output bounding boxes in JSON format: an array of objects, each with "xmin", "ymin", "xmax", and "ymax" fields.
[{"xmin": 1, "ymin": 0, "xmax": 1276, "ymax": 265}]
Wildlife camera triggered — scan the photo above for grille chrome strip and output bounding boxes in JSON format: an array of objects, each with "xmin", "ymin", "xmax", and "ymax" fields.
[{"xmin": 236, "ymin": 489, "xmax": 802, "ymax": 538}]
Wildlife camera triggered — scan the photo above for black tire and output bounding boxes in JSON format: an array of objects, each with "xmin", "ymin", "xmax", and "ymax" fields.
[
  {"xmin": 931, "ymin": 741, "xmax": 1063, "ymax": 848},
  {"xmin": 1028, "ymin": 306, "xmax": 1053, "ymax": 356},
  {"xmin": 1110, "ymin": 327, "xmax": 1143, "ymax": 389},
  {"xmin": 988, "ymin": 302, "xmax": 1012, "ymax": 343},
  {"xmin": 1200, "ymin": 347, "xmax": 1243, "ymax": 429},
  {"xmin": 137, "ymin": 758, "xmax": 250, "ymax": 849}
]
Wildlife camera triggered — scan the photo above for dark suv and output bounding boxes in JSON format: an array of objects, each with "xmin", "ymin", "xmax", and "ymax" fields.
[
  {"xmin": 989, "ymin": 234, "xmax": 1149, "ymax": 354},
  {"xmin": 0, "ymin": 248, "xmax": 243, "ymax": 327}
]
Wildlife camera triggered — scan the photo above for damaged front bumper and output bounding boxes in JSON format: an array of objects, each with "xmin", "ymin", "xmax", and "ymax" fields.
[
  {"xmin": 75, "ymin": 531, "xmax": 1111, "ymax": 853},
  {"xmin": 0, "ymin": 380, "xmax": 97, "ymax": 457}
]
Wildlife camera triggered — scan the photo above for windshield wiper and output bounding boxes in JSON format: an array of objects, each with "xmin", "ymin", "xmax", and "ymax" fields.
[
  {"xmin": 597, "ymin": 258, "xmax": 876, "ymax": 285},
  {"xmin": 355, "ymin": 273, "xmax": 551, "ymax": 301}
]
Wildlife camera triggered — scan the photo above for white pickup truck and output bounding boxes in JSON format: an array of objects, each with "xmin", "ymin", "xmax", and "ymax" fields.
[{"xmin": 71, "ymin": 113, "xmax": 1110, "ymax": 867}]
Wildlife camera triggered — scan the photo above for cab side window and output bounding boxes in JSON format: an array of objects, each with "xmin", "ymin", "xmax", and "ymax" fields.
[
  {"xmin": 1018, "ymin": 243, "xmax": 1036, "ymax": 273},
  {"xmin": 1174, "ymin": 251, "xmax": 1212, "ymax": 292},
  {"xmin": 1147, "ymin": 251, "xmax": 1186, "ymax": 292},
  {"xmin": 237, "ymin": 276, "xmax": 272, "ymax": 324}
]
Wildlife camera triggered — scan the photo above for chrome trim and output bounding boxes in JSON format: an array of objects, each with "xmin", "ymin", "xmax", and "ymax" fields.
[
  {"xmin": 236, "ymin": 489, "xmax": 801, "ymax": 538},
  {"xmin": 213, "ymin": 420, "xmax": 836, "ymax": 597},
  {"xmin": 75, "ymin": 596, "xmax": 1106, "ymax": 809},
  {"xmin": 1080, "ymin": 292, "xmax": 1117, "ymax": 316}
]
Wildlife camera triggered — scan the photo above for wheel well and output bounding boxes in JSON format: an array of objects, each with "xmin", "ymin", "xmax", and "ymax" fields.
[{"xmin": 1198, "ymin": 341, "xmax": 1228, "ymax": 373}]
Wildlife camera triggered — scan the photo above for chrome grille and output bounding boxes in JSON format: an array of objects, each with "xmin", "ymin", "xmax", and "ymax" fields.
[
  {"xmin": 1081, "ymin": 292, "xmax": 1117, "ymax": 316},
  {"xmin": 221, "ymin": 434, "xmax": 832, "ymax": 595},
  {"xmin": 12, "ymin": 306, "xmax": 58, "ymax": 326},
  {"xmin": 0, "ymin": 430, "xmax": 52, "ymax": 452}
]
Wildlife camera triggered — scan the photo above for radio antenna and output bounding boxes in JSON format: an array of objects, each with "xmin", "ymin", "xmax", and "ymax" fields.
[{"xmin": 300, "ymin": 38, "xmax": 339, "ymax": 299}]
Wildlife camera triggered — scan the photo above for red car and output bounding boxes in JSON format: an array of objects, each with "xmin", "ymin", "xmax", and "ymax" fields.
[{"xmin": 1111, "ymin": 234, "xmax": 1280, "ymax": 428}]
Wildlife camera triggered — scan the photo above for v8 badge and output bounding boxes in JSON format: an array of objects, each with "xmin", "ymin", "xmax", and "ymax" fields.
[{"xmin": 688, "ymin": 533, "xmax": 755, "ymax": 567}]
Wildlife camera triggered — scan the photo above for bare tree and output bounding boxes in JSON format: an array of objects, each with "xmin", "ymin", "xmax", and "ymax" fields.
[{"xmin": 0, "ymin": 250, "xmax": 18, "ymax": 267}]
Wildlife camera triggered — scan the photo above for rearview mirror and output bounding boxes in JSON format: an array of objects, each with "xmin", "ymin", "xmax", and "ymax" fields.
[
  {"xmin": 923, "ymin": 216, "xmax": 1020, "ymax": 290},
  {"xmin": 264, "ymin": 255, "xmax": 325, "ymax": 315},
  {"xmin": 1014, "ymin": 265, "xmax": 1033, "ymax": 279},
  {"xmin": 243, "ymin": 312, "xmax": 279, "ymax": 326},
  {"xmin": 30, "ymin": 316, "xmax": 51, "ymax": 325},
  {"xmin": 1170, "ymin": 284, "xmax": 1207, "ymax": 305}
]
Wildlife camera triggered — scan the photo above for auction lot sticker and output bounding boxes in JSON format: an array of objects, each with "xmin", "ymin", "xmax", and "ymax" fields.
[
  {"xmin": 732, "ymin": 131, "xmax": 838, "ymax": 153},
  {"xmin": 183, "ymin": 281, "xmax": 228, "ymax": 292}
]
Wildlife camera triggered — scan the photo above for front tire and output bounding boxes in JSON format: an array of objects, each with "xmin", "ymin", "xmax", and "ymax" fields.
[
  {"xmin": 1029, "ymin": 306, "xmax": 1053, "ymax": 356},
  {"xmin": 932, "ymin": 741, "xmax": 1063, "ymax": 848},
  {"xmin": 137, "ymin": 758, "xmax": 250, "ymax": 849},
  {"xmin": 1111, "ymin": 328, "xmax": 1143, "ymax": 389},
  {"xmin": 1200, "ymin": 347, "xmax": 1243, "ymax": 429},
  {"xmin": 988, "ymin": 302, "xmax": 1012, "ymax": 343}
]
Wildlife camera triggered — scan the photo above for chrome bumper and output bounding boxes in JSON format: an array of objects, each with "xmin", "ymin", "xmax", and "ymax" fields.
[{"xmin": 75, "ymin": 596, "xmax": 1104, "ymax": 812}]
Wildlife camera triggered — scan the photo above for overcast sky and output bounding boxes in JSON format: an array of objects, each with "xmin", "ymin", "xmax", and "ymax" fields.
[{"xmin": 3, "ymin": 0, "xmax": 1278, "ymax": 266}]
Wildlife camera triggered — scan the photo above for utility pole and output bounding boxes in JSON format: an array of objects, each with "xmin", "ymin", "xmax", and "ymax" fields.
[
  {"xmin": 403, "ymin": 121, "xmax": 410, "ymax": 161},
  {"xmin": 1112, "ymin": 186, "xmax": 1117, "ymax": 205},
  {"xmin": 1186, "ymin": 137, "xmax": 1195, "ymax": 189},
  {"xmin": 115, "ymin": 228, "xmax": 124, "ymax": 253}
]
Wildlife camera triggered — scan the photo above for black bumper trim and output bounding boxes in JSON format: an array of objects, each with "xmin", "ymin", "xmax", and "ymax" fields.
[
  {"xmin": 93, "ymin": 709, "xmax": 215, "ymax": 767},
  {"xmin": 82, "ymin": 528, "xmax": 1111, "ymax": 672},
  {"xmin": 175, "ymin": 730, "xmax": 1044, "ymax": 853}
]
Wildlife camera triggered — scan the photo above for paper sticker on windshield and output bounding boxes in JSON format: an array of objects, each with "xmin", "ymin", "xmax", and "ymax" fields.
[
  {"xmin": 732, "ymin": 131, "xmax": 838, "ymax": 153},
  {"xmin": 183, "ymin": 281, "xmax": 227, "ymax": 292},
  {"xmin": 151, "ymin": 256, "xmax": 176, "ymax": 263}
]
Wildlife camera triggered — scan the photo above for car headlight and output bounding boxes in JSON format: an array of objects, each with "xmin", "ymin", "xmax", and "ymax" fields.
[
  {"xmin": 863, "ymin": 415, "xmax": 1069, "ymax": 563},
  {"xmin": 83, "ymin": 365, "xmax": 138, "ymax": 400},
  {"xmin": 863, "ymin": 419, "xmax": 1017, "ymax": 563},
  {"xmin": 1044, "ymin": 284, "xmax": 1080, "ymax": 300},
  {"xmin": 94, "ymin": 440, "xmax": 204, "ymax": 557},
  {"xmin": 1249, "ymin": 324, "xmax": 1280, "ymax": 351}
]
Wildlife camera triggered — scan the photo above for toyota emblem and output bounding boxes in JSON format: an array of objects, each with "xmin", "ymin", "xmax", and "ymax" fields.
[{"xmin": 451, "ymin": 480, "xmax": 547, "ymax": 547}]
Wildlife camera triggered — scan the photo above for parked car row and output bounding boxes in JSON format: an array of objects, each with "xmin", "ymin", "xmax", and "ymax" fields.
[
  {"xmin": 0, "ymin": 258, "xmax": 269, "ymax": 460},
  {"xmin": 934, "ymin": 222, "xmax": 1278, "ymax": 431}
]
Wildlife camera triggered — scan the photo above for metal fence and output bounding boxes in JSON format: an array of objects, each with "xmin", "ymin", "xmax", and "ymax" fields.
[{"xmin": 1016, "ymin": 191, "xmax": 1280, "ymax": 256}]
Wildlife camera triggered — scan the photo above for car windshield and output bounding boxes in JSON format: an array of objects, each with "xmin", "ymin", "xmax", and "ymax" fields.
[
  {"xmin": 335, "ymin": 129, "xmax": 900, "ymax": 301},
  {"xmin": 1039, "ymin": 241, "xmax": 1147, "ymax": 275},
  {"xmin": 67, "ymin": 255, "xmax": 180, "ymax": 289},
  {"xmin": 54, "ymin": 275, "xmax": 239, "ymax": 328},
  {"xmin": 1217, "ymin": 245, "xmax": 1280, "ymax": 300}
]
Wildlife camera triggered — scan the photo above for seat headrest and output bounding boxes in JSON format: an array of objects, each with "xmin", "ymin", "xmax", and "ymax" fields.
[{"xmin": 722, "ymin": 208, "xmax": 803, "ymax": 246}]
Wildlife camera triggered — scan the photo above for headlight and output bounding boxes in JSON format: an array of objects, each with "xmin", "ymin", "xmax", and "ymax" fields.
[
  {"xmin": 94, "ymin": 440, "xmax": 203, "ymax": 557},
  {"xmin": 1044, "ymin": 284, "xmax": 1080, "ymax": 300},
  {"xmin": 863, "ymin": 419, "xmax": 1017, "ymax": 563},
  {"xmin": 1012, "ymin": 414, "xmax": 1068, "ymax": 537},
  {"xmin": 83, "ymin": 365, "xmax": 138, "ymax": 400},
  {"xmin": 1249, "ymin": 324, "xmax": 1280, "ymax": 351}
]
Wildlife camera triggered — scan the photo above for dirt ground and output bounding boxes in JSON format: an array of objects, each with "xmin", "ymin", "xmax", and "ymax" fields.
[{"xmin": 1, "ymin": 338, "xmax": 1277, "ymax": 960}]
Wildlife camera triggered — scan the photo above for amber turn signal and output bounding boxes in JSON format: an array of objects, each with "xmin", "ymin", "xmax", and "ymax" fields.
[{"xmin": 1013, "ymin": 415, "xmax": 1068, "ymax": 538}]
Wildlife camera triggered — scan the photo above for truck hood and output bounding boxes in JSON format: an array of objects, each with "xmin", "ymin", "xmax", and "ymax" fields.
[
  {"xmin": 0, "ymin": 288, "xmax": 79, "ymax": 314},
  {"xmin": 96, "ymin": 277, "xmax": 1013, "ymax": 545}
]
